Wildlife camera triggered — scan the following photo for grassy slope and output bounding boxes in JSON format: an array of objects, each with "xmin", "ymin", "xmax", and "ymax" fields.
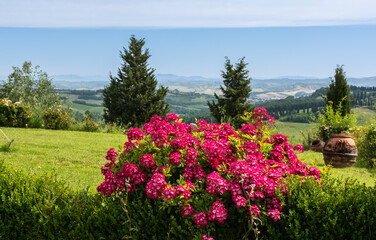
[
  {"xmin": 0, "ymin": 127, "xmax": 126, "ymax": 192},
  {"xmin": 275, "ymin": 121, "xmax": 315, "ymax": 145}
]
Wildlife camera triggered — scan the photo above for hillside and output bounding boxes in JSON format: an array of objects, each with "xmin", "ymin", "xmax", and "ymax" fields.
[{"xmin": 52, "ymin": 74, "xmax": 376, "ymax": 102}]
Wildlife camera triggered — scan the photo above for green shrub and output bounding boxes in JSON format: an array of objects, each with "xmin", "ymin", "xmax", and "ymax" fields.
[
  {"xmin": 265, "ymin": 174, "xmax": 376, "ymax": 240},
  {"xmin": 0, "ymin": 98, "xmax": 32, "ymax": 128},
  {"xmin": 1, "ymin": 159, "xmax": 376, "ymax": 239},
  {"xmin": 42, "ymin": 105, "xmax": 72, "ymax": 130},
  {"xmin": 354, "ymin": 121, "xmax": 376, "ymax": 168},
  {"xmin": 314, "ymin": 101, "xmax": 357, "ymax": 142},
  {"xmin": 82, "ymin": 116, "xmax": 99, "ymax": 132},
  {"xmin": 28, "ymin": 114, "xmax": 43, "ymax": 128}
]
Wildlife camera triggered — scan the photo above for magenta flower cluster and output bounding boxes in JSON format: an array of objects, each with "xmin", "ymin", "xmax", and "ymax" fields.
[{"xmin": 97, "ymin": 109, "xmax": 321, "ymax": 239}]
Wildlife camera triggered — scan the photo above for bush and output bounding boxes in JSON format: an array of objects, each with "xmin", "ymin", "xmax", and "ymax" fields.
[
  {"xmin": 314, "ymin": 101, "xmax": 357, "ymax": 142},
  {"xmin": 97, "ymin": 108, "xmax": 319, "ymax": 239},
  {"xmin": 353, "ymin": 121, "xmax": 376, "ymax": 168},
  {"xmin": 42, "ymin": 105, "xmax": 72, "ymax": 130},
  {"xmin": 28, "ymin": 114, "xmax": 43, "ymax": 128},
  {"xmin": 265, "ymin": 174, "xmax": 376, "ymax": 239},
  {"xmin": 0, "ymin": 98, "xmax": 32, "ymax": 127},
  {"xmin": 82, "ymin": 116, "xmax": 99, "ymax": 132}
]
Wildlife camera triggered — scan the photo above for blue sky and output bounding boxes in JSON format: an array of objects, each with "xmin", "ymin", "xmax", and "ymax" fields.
[{"xmin": 0, "ymin": 0, "xmax": 376, "ymax": 79}]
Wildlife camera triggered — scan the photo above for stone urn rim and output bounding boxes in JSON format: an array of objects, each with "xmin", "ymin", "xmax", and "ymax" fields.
[{"xmin": 328, "ymin": 133, "xmax": 352, "ymax": 138}]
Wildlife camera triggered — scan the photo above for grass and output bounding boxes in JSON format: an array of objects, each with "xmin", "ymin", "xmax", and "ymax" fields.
[
  {"xmin": 275, "ymin": 121, "xmax": 315, "ymax": 145},
  {"xmin": 0, "ymin": 127, "xmax": 126, "ymax": 193},
  {"xmin": 297, "ymin": 151, "xmax": 376, "ymax": 187}
]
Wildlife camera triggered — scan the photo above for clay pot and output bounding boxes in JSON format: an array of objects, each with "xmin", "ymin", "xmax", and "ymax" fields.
[
  {"xmin": 323, "ymin": 134, "xmax": 358, "ymax": 168},
  {"xmin": 309, "ymin": 139, "xmax": 325, "ymax": 152}
]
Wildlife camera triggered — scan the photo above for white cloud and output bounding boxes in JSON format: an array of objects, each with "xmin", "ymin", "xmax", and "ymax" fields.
[{"xmin": 0, "ymin": 0, "xmax": 375, "ymax": 27}]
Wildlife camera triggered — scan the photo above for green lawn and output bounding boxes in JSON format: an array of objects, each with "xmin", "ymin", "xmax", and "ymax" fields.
[
  {"xmin": 0, "ymin": 127, "xmax": 126, "ymax": 193},
  {"xmin": 1, "ymin": 127, "xmax": 375, "ymax": 194},
  {"xmin": 297, "ymin": 151, "xmax": 376, "ymax": 187}
]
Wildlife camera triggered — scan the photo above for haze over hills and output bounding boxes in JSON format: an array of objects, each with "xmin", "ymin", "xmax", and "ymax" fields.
[{"xmin": 1, "ymin": 73, "xmax": 375, "ymax": 101}]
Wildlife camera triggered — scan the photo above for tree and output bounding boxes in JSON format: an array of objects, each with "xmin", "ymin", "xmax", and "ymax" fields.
[
  {"xmin": 324, "ymin": 65, "xmax": 351, "ymax": 116},
  {"xmin": 0, "ymin": 61, "xmax": 61, "ymax": 115},
  {"xmin": 207, "ymin": 57, "xmax": 253, "ymax": 128},
  {"xmin": 103, "ymin": 36, "xmax": 169, "ymax": 127}
]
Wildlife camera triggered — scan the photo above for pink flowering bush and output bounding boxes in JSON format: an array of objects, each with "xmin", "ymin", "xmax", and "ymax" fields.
[{"xmin": 97, "ymin": 108, "xmax": 321, "ymax": 239}]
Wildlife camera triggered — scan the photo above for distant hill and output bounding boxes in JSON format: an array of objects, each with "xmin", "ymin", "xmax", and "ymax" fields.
[{"xmin": 50, "ymin": 74, "xmax": 376, "ymax": 101}]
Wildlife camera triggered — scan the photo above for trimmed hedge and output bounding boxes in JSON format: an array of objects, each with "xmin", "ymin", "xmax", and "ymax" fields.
[
  {"xmin": 1, "ymin": 160, "xmax": 376, "ymax": 239},
  {"xmin": 265, "ymin": 176, "xmax": 376, "ymax": 240}
]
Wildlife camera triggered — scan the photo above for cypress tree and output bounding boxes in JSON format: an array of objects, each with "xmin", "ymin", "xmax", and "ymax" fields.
[
  {"xmin": 207, "ymin": 57, "xmax": 253, "ymax": 128},
  {"xmin": 325, "ymin": 65, "xmax": 351, "ymax": 116},
  {"xmin": 103, "ymin": 36, "xmax": 169, "ymax": 127}
]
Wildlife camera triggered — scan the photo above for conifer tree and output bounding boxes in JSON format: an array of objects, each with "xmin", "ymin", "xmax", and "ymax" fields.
[
  {"xmin": 103, "ymin": 36, "xmax": 169, "ymax": 127},
  {"xmin": 325, "ymin": 65, "xmax": 351, "ymax": 116},
  {"xmin": 207, "ymin": 57, "xmax": 253, "ymax": 128}
]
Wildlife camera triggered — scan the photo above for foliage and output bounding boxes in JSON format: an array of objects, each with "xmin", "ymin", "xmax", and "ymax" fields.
[
  {"xmin": 314, "ymin": 101, "xmax": 357, "ymax": 142},
  {"xmin": 324, "ymin": 65, "xmax": 351, "ymax": 117},
  {"xmin": 300, "ymin": 128, "xmax": 317, "ymax": 150},
  {"xmin": 42, "ymin": 106, "xmax": 72, "ymax": 130},
  {"xmin": 97, "ymin": 108, "xmax": 320, "ymax": 239},
  {"xmin": 265, "ymin": 175, "xmax": 376, "ymax": 240},
  {"xmin": 208, "ymin": 57, "xmax": 253, "ymax": 128},
  {"xmin": 103, "ymin": 36, "xmax": 169, "ymax": 128},
  {"xmin": 0, "ymin": 98, "xmax": 33, "ymax": 127},
  {"xmin": 81, "ymin": 110, "xmax": 99, "ymax": 132},
  {"xmin": 353, "ymin": 120, "xmax": 376, "ymax": 168},
  {"xmin": 0, "ymin": 61, "xmax": 61, "ymax": 118}
]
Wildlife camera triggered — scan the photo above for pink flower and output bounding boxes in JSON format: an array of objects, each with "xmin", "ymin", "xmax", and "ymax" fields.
[
  {"xmin": 208, "ymin": 200, "xmax": 228, "ymax": 223},
  {"xmin": 185, "ymin": 147, "xmax": 198, "ymax": 167},
  {"xmin": 249, "ymin": 205, "xmax": 261, "ymax": 219},
  {"xmin": 232, "ymin": 195, "xmax": 247, "ymax": 208},
  {"xmin": 240, "ymin": 124, "xmax": 256, "ymax": 135},
  {"xmin": 206, "ymin": 171, "xmax": 228, "ymax": 195},
  {"xmin": 267, "ymin": 209, "xmax": 281, "ymax": 222},
  {"xmin": 169, "ymin": 151, "xmax": 182, "ymax": 166},
  {"xmin": 228, "ymin": 179, "xmax": 243, "ymax": 196},
  {"xmin": 127, "ymin": 128, "xmax": 144, "ymax": 141},
  {"xmin": 272, "ymin": 134, "xmax": 288, "ymax": 144},
  {"xmin": 139, "ymin": 154, "xmax": 156, "ymax": 168},
  {"xmin": 123, "ymin": 141, "xmax": 136, "ymax": 154},
  {"xmin": 105, "ymin": 148, "xmax": 118, "ymax": 162},
  {"xmin": 170, "ymin": 137, "xmax": 188, "ymax": 149},
  {"xmin": 193, "ymin": 212, "xmax": 208, "ymax": 227},
  {"xmin": 165, "ymin": 113, "xmax": 179, "ymax": 122},
  {"xmin": 163, "ymin": 186, "xmax": 176, "ymax": 200},
  {"xmin": 180, "ymin": 203, "xmax": 194, "ymax": 217},
  {"xmin": 145, "ymin": 173, "xmax": 168, "ymax": 199},
  {"xmin": 294, "ymin": 144, "xmax": 304, "ymax": 153},
  {"xmin": 202, "ymin": 234, "xmax": 214, "ymax": 240}
]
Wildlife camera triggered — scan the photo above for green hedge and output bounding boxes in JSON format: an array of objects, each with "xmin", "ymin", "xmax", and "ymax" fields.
[
  {"xmin": 265, "ymin": 176, "xmax": 376, "ymax": 240},
  {"xmin": 1, "ymin": 160, "xmax": 376, "ymax": 239}
]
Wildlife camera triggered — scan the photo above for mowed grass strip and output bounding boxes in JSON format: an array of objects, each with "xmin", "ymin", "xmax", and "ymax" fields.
[{"xmin": 0, "ymin": 127, "xmax": 126, "ymax": 192}]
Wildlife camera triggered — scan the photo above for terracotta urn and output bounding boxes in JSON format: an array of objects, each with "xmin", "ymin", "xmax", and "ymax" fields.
[
  {"xmin": 322, "ymin": 134, "xmax": 358, "ymax": 168},
  {"xmin": 309, "ymin": 139, "xmax": 325, "ymax": 152}
]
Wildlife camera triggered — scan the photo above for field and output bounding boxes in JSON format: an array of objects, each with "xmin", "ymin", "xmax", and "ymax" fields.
[
  {"xmin": 1, "ymin": 125, "xmax": 375, "ymax": 194},
  {"xmin": 58, "ymin": 89, "xmax": 215, "ymax": 117}
]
